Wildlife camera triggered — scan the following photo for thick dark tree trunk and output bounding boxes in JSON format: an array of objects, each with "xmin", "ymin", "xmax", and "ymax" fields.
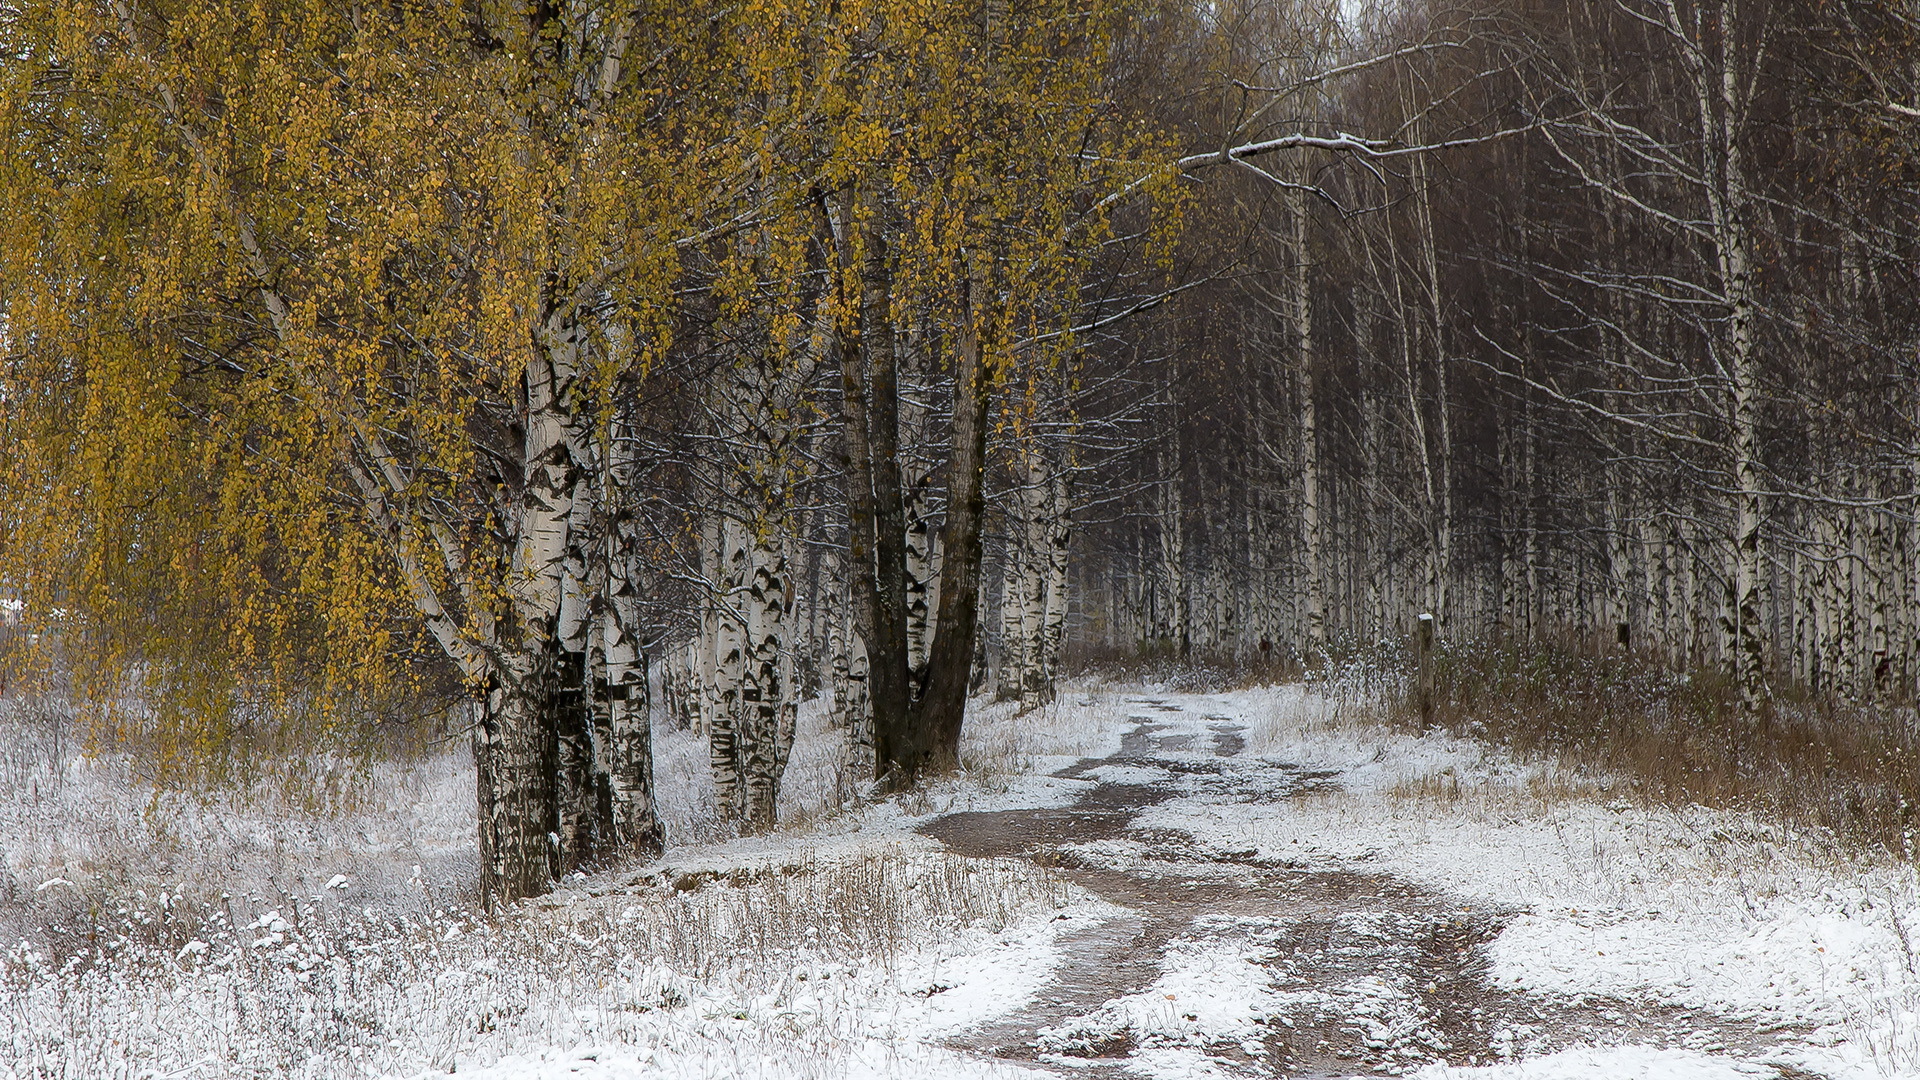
[
  {"xmin": 861, "ymin": 227, "xmax": 914, "ymax": 780},
  {"xmin": 829, "ymin": 194, "xmax": 886, "ymax": 780},
  {"xmin": 827, "ymin": 192, "xmax": 915, "ymax": 785},
  {"xmin": 910, "ymin": 271, "xmax": 990, "ymax": 774}
]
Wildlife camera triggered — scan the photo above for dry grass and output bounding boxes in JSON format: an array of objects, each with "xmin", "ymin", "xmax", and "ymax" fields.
[
  {"xmin": 0, "ymin": 844, "xmax": 1080, "ymax": 1079},
  {"xmin": 0, "ymin": 683, "xmax": 1089, "ymax": 1079},
  {"xmin": 1396, "ymin": 637, "xmax": 1920, "ymax": 860}
]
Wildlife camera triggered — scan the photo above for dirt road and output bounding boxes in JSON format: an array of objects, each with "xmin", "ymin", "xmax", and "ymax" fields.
[{"xmin": 919, "ymin": 696, "xmax": 1817, "ymax": 1079}]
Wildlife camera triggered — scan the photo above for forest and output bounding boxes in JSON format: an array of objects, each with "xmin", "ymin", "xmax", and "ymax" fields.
[
  {"xmin": 2, "ymin": 1, "xmax": 1920, "ymax": 1075},
  {"xmin": 5, "ymin": 0, "xmax": 1920, "ymax": 891}
]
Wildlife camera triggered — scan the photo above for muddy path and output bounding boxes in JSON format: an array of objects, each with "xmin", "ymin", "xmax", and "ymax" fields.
[{"xmin": 918, "ymin": 697, "xmax": 1817, "ymax": 1079}]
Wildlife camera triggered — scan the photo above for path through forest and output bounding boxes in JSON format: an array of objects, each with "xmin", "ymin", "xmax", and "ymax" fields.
[{"xmin": 920, "ymin": 695, "xmax": 1821, "ymax": 1078}]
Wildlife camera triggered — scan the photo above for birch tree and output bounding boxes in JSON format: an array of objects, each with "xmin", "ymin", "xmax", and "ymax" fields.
[{"xmin": 0, "ymin": 0, "xmax": 762, "ymax": 903}]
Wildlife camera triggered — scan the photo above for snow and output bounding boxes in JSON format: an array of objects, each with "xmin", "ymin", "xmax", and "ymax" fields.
[
  {"xmin": 424, "ymin": 1038, "xmax": 1055, "ymax": 1080},
  {"xmin": 893, "ymin": 901, "xmax": 1126, "ymax": 1036},
  {"xmin": 1042, "ymin": 930, "xmax": 1282, "ymax": 1058},
  {"xmin": 1403, "ymin": 1045, "xmax": 1776, "ymax": 1079},
  {"xmin": 8, "ymin": 676, "xmax": 1920, "ymax": 1078},
  {"xmin": 1130, "ymin": 683, "xmax": 1920, "ymax": 1079}
]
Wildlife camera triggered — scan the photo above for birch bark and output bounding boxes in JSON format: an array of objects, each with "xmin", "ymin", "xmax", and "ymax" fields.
[
  {"xmin": 741, "ymin": 529, "xmax": 790, "ymax": 829},
  {"xmin": 997, "ymin": 541, "xmax": 1027, "ymax": 700},
  {"xmin": 1039, "ymin": 470, "xmax": 1071, "ymax": 695},
  {"xmin": 1160, "ymin": 439, "xmax": 1189, "ymax": 656},
  {"xmin": 1291, "ymin": 184, "xmax": 1326, "ymax": 661},
  {"xmin": 1018, "ymin": 454, "xmax": 1052, "ymax": 705},
  {"xmin": 598, "ymin": 411, "xmax": 664, "ymax": 854}
]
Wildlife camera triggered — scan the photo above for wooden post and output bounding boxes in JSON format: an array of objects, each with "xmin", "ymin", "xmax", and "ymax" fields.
[{"xmin": 1416, "ymin": 612, "xmax": 1435, "ymax": 725}]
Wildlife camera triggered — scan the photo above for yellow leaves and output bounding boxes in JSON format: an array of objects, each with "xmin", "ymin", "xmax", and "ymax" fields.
[{"xmin": 1, "ymin": 0, "xmax": 1184, "ymax": 782}]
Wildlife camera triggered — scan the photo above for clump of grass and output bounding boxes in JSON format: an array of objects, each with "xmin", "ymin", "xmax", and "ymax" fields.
[{"xmin": 1396, "ymin": 636, "xmax": 1920, "ymax": 859}]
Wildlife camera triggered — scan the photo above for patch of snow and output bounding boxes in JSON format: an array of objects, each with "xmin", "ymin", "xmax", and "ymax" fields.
[
  {"xmin": 410, "ymin": 1037, "xmax": 1054, "ymax": 1079},
  {"xmin": 1081, "ymin": 764, "xmax": 1176, "ymax": 786},
  {"xmin": 891, "ymin": 901, "xmax": 1121, "ymax": 1038},
  {"xmin": 1400, "ymin": 1045, "xmax": 1775, "ymax": 1079}
]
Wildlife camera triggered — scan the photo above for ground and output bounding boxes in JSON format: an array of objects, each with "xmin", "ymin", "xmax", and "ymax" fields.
[{"xmin": 3, "ymin": 680, "xmax": 1918, "ymax": 1078}]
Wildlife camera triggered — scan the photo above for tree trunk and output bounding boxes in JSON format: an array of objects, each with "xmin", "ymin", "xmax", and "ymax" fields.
[
  {"xmin": 741, "ymin": 530, "xmax": 791, "ymax": 830},
  {"xmin": 997, "ymin": 538, "xmax": 1026, "ymax": 700},
  {"xmin": 1018, "ymin": 453, "xmax": 1052, "ymax": 707},
  {"xmin": 552, "ymin": 474, "xmax": 598, "ymax": 874},
  {"xmin": 905, "ymin": 471, "xmax": 936, "ymax": 677},
  {"xmin": 1702, "ymin": 0, "xmax": 1767, "ymax": 712},
  {"xmin": 862, "ymin": 228, "xmax": 914, "ymax": 773},
  {"xmin": 474, "ymin": 649, "xmax": 558, "ymax": 908},
  {"xmin": 1160, "ymin": 437, "xmax": 1189, "ymax": 656},
  {"xmin": 1038, "ymin": 470, "xmax": 1071, "ymax": 695},
  {"xmin": 595, "ymin": 403, "xmax": 662, "ymax": 855},
  {"xmin": 828, "ymin": 193, "xmax": 912, "ymax": 783},
  {"xmin": 910, "ymin": 267, "xmax": 992, "ymax": 773},
  {"xmin": 478, "ymin": 309, "xmax": 591, "ymax": 907},
  {"xmin": 1291, "ymin": 184, "xmax": 1325, "ymax": 661},
  {"xmin": 705, "ymin": 515, "xmax": 747, "ymax": 820}
]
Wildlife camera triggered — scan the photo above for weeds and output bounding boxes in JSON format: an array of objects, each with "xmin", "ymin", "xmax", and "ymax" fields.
[
  {"xmin": 0, "ymin": 839, "xmax": 1078, "ymax": 1078},
  {"xmin": 0, "ymin": 683, "xmax": 1095, "ymax": 1078},
  {"xmin": 1396, "ymin": 637, "xmax": 1920, "ymax": 861}
]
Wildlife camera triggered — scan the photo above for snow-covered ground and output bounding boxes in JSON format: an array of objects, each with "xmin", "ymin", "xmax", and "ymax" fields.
[
  {"xmin": 1113, "ymin": 685, "xmax": 1920, "ymax": 1079},
  {"xmin": 2, "ymin": 680, "xmax": 1917, "ymax": 1078}
]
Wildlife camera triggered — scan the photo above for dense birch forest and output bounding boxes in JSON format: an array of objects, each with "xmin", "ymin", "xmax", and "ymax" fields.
[{"xmin": 2, "ymin": 0, "xmax": 1918, "ymax": 909}]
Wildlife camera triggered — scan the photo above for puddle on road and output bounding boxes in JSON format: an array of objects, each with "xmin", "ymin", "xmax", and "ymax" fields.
[
  {"xmin": 1208, "ymin": 722, "xmax": 1247, "ymax": 757},
  {"xmin": 917, "ymin": 714, "xmax": 1819, "ymax": 1079}
]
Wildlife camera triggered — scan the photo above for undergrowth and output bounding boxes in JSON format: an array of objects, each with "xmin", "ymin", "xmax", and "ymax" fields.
[
  {"xmin": 1397, "ymin": 636, "xmax": 1920, "ymax": 860},
  {"xmin": 0, "ymin": 683, "xmax": 1087, "ymax": 1078},
  {"xmin": 0, "ymin": 847, "xmax": 1076, "ymax": 1079}
]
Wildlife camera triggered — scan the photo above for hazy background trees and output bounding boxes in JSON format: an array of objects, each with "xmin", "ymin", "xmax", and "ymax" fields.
[{"xmin": 1070, "ymin": 0, "xmax": 1920, "ymax": 708}]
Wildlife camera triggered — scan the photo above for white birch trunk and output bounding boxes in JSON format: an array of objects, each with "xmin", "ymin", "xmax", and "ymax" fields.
[
  {"xmin": 1039, "ymin": 470, "xmax": 1071, "ymax": 691},
  {"xmin": 702, "ymin": 515, "xmax": 746, "ymax": 820},
  {"xmin": 997, "ymin": 530, "xmax": 1027, "ymax": 700},
  {"xmin": 1291, "ymin": 184, "xmax": 1326, "ymax": 661},
  {"xmin": 738, "ymin": 527, "xmax": 792, "ymax": 831},
  {"xmin": 476, "ymin": 308, "xmax": 594, "ymax": 905},
  {"xmin": 904, "ymin": 470, "xmax": 937, "ymax": 678},
  {"xmin": 597, "ymin": 414, "xmax": 663, "ymax": 854},
  {"xmin": 1606, "ymin": 476, "xmax": 1632, "ymax": 647},
  {"xmin": 839, "ymin": 627, "xmax": 874, "ymax": 788},
  {"xmin": 1018, "ymin": 456, "xmax": 1052, "ymax": 707},
  {"xmin": 1160, "ymin": 441, "xmax": 1189, "ymax": 655}
]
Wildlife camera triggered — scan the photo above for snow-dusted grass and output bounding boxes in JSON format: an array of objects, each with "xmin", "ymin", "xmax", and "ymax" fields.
[
  {"xmin": 0, "ymin": 684, "xmax": 1138, "ymax": 1080},
  {"xmin": 0, "ymin": 839, "xmax": 1099, "ymax": 1079},
  {"xmin": 0, "ymin": 687, "xmax": 896, "ymax": 952},
  {"xmin": 1410, "ymin": 639, "xmax": 1920, "ymax": 870},
  {"xmin": 0, "ymin": 692, "xmax": 478, "ymax": 953}
]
